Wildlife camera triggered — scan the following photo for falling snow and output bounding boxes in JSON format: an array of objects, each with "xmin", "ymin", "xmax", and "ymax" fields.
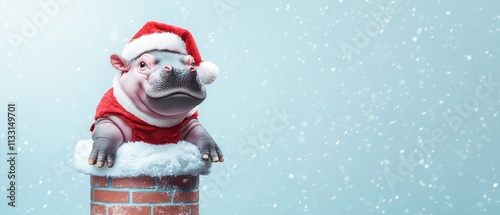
[{"xmin": 0, "ymin": 1, "xmax": 499, "ymax": 215}]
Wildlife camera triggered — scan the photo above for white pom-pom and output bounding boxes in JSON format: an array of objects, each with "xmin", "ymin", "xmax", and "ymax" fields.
[{"xmin": 196, "ymin": 61, "xmax": 219, "ymax": 85}]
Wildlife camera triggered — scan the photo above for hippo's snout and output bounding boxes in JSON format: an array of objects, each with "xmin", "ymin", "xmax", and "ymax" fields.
[
  {"xmin": 147, "ymin": 66, "xmax": 206, "ymax": 100},
  {"xmin": 140, "ymin": 52, "xmax": 207, "ymax": 115}
]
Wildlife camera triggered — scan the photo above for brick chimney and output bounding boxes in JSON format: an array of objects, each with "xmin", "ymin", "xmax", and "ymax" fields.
[
  {"xmin": 90, "ymin": 175, "xmax": 199, "ymax": 215},
  {"xmin": 74, "ymin": 140, "xmax": 211, "ymax": 215}
]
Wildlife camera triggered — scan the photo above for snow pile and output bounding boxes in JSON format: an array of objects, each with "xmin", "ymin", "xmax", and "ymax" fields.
[{"xmin": 73, "ymin": 139, "xmax": 211, "ymax": 177}]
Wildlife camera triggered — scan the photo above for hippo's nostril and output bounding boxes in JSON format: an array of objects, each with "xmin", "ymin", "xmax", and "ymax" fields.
[
  {"xmin": 188, "ymin": 66, "xmax": 195, "ymax": 72},
  {"xmin": 164, "ymin": 65, "xmax": 172, "ymax": 72}
]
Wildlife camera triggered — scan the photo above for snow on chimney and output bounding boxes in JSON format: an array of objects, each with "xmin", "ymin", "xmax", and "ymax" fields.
[{"xmin": 74, "ymin": 140, "xmax": 211, "ymax": 215}]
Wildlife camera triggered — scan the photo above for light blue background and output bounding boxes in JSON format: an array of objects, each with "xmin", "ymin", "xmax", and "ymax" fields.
[{"xmin": 1, "ymin": 0, "xmax": 499, "ymax": 214}]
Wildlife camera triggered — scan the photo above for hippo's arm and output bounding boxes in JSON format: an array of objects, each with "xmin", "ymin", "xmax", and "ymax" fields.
[
  {"xmin": 88, "ymin": 117, "xmax": 126, "ymax": 168},
  {"xmin": 181, "ymin": 119, "xmax": 224, "ymax": 162}
]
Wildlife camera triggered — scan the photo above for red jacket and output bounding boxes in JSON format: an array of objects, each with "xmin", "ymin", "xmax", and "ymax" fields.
[{"xmin": 90, "ymin": 89, "xmax": 198, "ymax": 144}]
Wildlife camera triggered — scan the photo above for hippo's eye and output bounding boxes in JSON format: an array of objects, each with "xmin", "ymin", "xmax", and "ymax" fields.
[{"xmin": 139, "ymin": 61, "xmax": 146, "ymax": 68}]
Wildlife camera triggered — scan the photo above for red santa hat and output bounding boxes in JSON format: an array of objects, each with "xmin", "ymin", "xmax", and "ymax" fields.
[{"xmin": 122, "ymin": 21, "xmax": 218, "ymax": 84}]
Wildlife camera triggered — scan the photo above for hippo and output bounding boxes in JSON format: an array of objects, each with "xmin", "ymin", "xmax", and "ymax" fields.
[{"xmin": 87, "ymin": 21, "xmax": 224, "ymax": 168}]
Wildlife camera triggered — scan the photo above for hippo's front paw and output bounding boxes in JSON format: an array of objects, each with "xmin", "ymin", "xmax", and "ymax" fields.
[
  {"xmin": 197, "ymin": 136, "xmax": 224, "ymax": 163},
  {"xmin": 88, "ymin": 138, "xmax": 119, "ymax": 168}
]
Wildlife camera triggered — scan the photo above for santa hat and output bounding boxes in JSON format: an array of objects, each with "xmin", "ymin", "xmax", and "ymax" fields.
[{"xmin": 122, "ymin": 21, "xmax": 218, "ymax": 84}]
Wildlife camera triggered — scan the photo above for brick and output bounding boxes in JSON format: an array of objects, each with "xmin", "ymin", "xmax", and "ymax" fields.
[
  {"xmin": 112, "ymin": 176, "xmax": 155, "ymax": 188},
  {"xmin": 153, "ymin": 205, "xmax": 191, "ymax": 215},
  {"xmin": 93, "ymin": 190, "xmax": 129, "ymax": 203},
  {"xmin": 192, "ymin": 204, "xmax": 199, "ymax": 215},
  {"xmin": 91, "ymin": 176, "xmax": 109, "ymax": 187},
  {"xmin": 133, "ymin": 191, "xmax": 171, "ymax": 203},
  {"xmin": 109, "ymin": 206, "xmax": 151, "ymax": 215},
  {"xmin": 172, "ymin": 191, "xmax": 199, "ymax": 203},
  {"xmin": 192, "ymin": 175, "xmax": 199, "ymax": 188},
  {"xmin": 90, "ymin": 203, "xmax": 106, "ymax": 215},
  {"xmin": 158, "ymin": 175, "xmax": 198, "ymax": 189}
]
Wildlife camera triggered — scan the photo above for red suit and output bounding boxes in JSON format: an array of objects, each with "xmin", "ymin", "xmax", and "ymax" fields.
[{"xmin": 90, "ymin": 89, "xmax": 198, "ymax": 144}]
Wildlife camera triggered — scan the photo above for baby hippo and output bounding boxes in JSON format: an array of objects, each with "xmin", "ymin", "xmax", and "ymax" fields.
[{"xmin": 88, "ymin": 50, "xmax": 224, "ymax": 168}]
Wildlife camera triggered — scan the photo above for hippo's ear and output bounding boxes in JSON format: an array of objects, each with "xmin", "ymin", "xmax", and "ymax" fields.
[{"xmin": 110, "ymin": 54, "xmax": 130, "ymax": 72}]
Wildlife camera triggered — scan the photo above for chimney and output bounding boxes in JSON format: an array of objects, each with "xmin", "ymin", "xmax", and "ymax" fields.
[
  {"xmin": 74, "ymin": 140, "xmax": 211, "ymax": 215},
  {"xmin": 90, "ymin": 175, "xmax": 199, "ymax": 215}
]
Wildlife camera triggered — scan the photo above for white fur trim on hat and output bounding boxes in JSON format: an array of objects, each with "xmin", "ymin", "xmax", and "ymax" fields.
[
  {"xmin": 197, "ymin": 61, "xmax": 219, "ymax": 85},
  {"xmin": 122, "ymin": 33, "xmax": 188, "ymax": 60},
  {"xmin": 73, "ymin": 139, "xmax": 211, "ymax": 177}
]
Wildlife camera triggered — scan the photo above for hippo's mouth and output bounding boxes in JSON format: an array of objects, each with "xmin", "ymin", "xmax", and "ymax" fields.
[{"xmin": 146, "ymin": 89, "xmax": 206, "ymax": 101}]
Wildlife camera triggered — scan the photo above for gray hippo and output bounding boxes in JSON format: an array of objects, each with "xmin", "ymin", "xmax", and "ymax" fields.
[{"xmin": 87, "ymin": 21, "xmax": 224, "ymax": 168}]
